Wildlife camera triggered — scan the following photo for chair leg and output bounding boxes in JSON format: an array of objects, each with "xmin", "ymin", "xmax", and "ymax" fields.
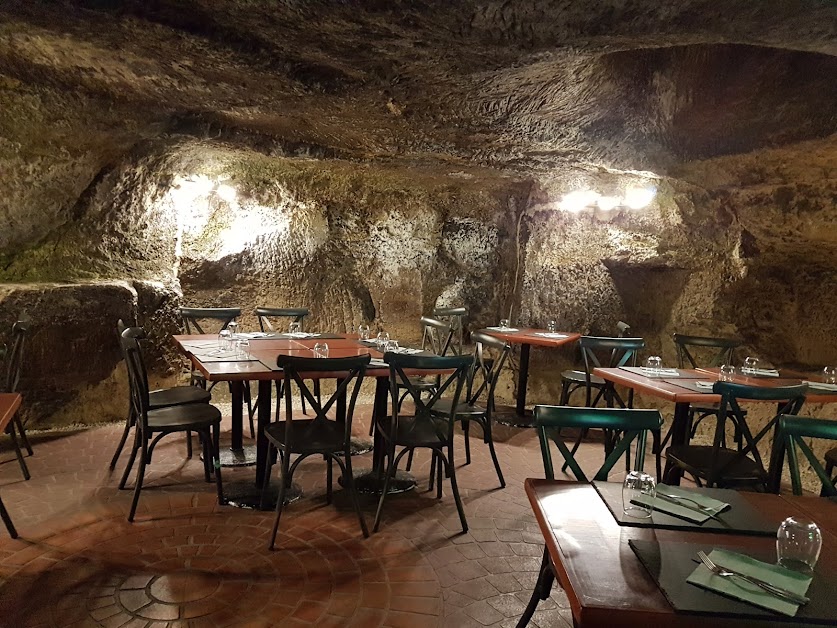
[
  {"xmin": 110, "ymin": 411, "xmax": 134, "ymax": 471},
  {"xmin": 337, "ymin": 452, "xmax": 369, "ymax": 538},
  {"xmin": 428, "ymin": 450, "xmax": 436, "ymax": 492},
  {"xmin": 243, "ymin": 384, "xmax": 255, "ymax": 438},
  {"xmin": 326, "ymin": 456, "xmax": 333, "ymax": 505},
  {"xmin": 211, "ymin": 425, "xmax": 224, "ymax": 505},
  {"xmin": 0, "ymin": 495, "xmax": 17, "ymax": 539},
  {"xmin": 200, "ymin": 432, "xmax": 212, "ymax": 483},
  {"xmin": 436, "ymin": 451, "xmax": 443, "ymax": 499},
  {"xmin": 127, "ymin": 438, "xmax": 149, "ymax": 522},
  {"xmin": 516, "ymin": 549, "xmax": 555, "ymax": 628},
  {"xmin": 259, "ymin": 443, "xmax": 276, "ymax": 510},
  {"xmin": 119, "ymin": 428, "xmax": 141, "ymax": 490},
  {"xmin": 442, "ymin": 446, "xmax": 467, "ymax": 533},
  {"xmin": 484, "ymin": 421, "xmax": 505, "ymax": 489},
  {"xmin": 268, "ymin": 450, "xmax": 292, "ymax": 550},
  {"xmin": 373, "ymin": 449, "xmax": 400, "ymax": 533},
  {"xmin": 405, "ymin": 448, "xmax": 414, "ymax": 471},
  {"xmin": 7, "ymin": 425, "xmax": 30, "ymax": 481},
  {"xmin": 186, "ymin": 430, "xmax": 193, "ymax": 458},
  {"xmin": 463, "ymin": 420, "xmax": 471, "ymax": 465},
  {"xmin": 14, "ymin": 415, "xmax": 32, "ymax": 456},
  {"xmin": 652, "ymin": 429, "xmax": 662, "ymax": 480}
]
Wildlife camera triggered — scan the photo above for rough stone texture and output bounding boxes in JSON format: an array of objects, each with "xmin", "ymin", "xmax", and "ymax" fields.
[{"xmin": 0, "ymin": 0, "xmax": 835, "ymax": 492}]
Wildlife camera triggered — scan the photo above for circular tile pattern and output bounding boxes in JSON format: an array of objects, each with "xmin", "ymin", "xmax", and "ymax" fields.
[{"xmin": 147, "ymin": 570, "xmax": 221, "ymax": 604}]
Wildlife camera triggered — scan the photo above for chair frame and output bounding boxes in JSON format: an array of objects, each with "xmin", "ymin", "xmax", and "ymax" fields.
[
  {"xmin": 3, "ymin": 318, "xmax": 32, "ymax": 481},
  {"xmin": 433, "ymin": 306, "xmax": 466, "ymax": 355},
  {"xmin": 774, "ymin": 415, "xmax": 837, "ymax": 497},
  {"xmin": 558, "ymin": 321, "xmax": 632, "ymax": 406},
  {"xmin": 263, "ymin": 354, "xmax": 370, "ymax": 548},
  {"xmin": 374, "ymin": 353, "xmax": 472, "ymax": 533}
]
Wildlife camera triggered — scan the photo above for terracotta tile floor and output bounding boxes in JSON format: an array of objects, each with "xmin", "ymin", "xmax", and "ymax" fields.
[{"xmin": 0, "ymin": 404, "xmax": 655, "ymax": 627}]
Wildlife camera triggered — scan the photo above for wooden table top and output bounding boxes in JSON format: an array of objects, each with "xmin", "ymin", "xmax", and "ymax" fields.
[
  {"xmin": 479, "ymin": 327, "xmax": 580, "ymax": 348},
  {"xmin": 0, "ymin": 393, "xmax": 21, "ymax": 432},
  {"xmin": 593, "ymin": 367, "xmax": 837, "ymax": 405},
  {"xmin": 525, "ymin": 479, "xmax": 837, "ymax": 628}
]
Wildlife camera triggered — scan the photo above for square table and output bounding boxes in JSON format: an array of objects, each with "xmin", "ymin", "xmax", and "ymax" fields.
[{"xmin": 525, "ymin": 479, "xmax": 837, "ymax": 627}]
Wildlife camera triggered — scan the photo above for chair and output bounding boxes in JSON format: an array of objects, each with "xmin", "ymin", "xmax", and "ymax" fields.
[
  {"xmin": 665, "ymin": 333, "xmax": 745, "ymax": 450},
  {"xmin": 665, "ymin": 381, "xmax": 807, "ymax": 489},
  {"xmin": 825, "ymin": 448, "xmax": 837, "ymax": 491},
  {"xmin": 558, "ymin": 321, "xmax": 631, "ymax": 406},
  {"xmin": 2, "ymin": 318, "xmax": 33, "ymax": 480},
  {"xmin": 396, "ymin": 317, "xmax": 454, "ymax": 407},
  {"xmin": 180, "ymin": 307, "xmax": 254, "ymax": 436},
  {"xmin": 517, "ymin": 405, "xmax": 663, "ymax": 628},
  {"xmin": 119, "ymin": 327, "xmax": 224, "ymax": 522},
  {"xmin": 0, "ymin": 492, "xmax": 16, "ymax": 538},
  {"xmin": 773, "ymin": 415, "xmax": 837, "ymax": 497},
  {"xmin": 110, "ymin": 321, "xmax": 212, "ymax": 470},
  {"xmin": 373, "ymin": 353, "xmax": 473, "ymax": 533},
  {"xmin": 433, "ymin": 307, "xmax": 466, "ymax": 355},
  {"xmin": 263, "ymin": 354, "xmax": 371, "ymax": 548},
  {"xmin": 255, "ymin": 307, "xmax": 318, "ymax": 417},
  {"xmin": 430, "ymin": 331, "xmax": 511, "ymax": 488}
]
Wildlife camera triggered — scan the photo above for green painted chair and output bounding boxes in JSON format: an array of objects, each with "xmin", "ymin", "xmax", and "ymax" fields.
[
  {"xmin": 665, "ymin": 381, "xmax": 807, "ymax": 489},
  {"xmin": 772, "ymin": 415, "xmax": 837, "ymax": 497},
  {"xmin": 516, "ymin": 405, "xmax": 663, "ymax": 628}
]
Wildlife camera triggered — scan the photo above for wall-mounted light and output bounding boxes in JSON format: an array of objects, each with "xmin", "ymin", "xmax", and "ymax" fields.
[{"xmin": 555, "ymin": 184, "xmax": 656, "ymax": 214}]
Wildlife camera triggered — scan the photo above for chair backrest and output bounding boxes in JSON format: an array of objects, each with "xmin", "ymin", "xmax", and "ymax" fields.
[
  {"xmin": 466, "ymin": 331, "xmax": 511, "ymax": 409},
  {"xmin": 708, "ymin": 381, "xmax": 808, "ymax": 487},
  {"xmin": 578, "ymin": 336, "xmax": 646, "ymax": 406},
  {"xmin": 120, "ymin": 327, "xmax": 151, "ymax": 426},
  {"xmin": 673, "ymin": 333, "xmax": 741, "ymax": 369},
  {"xmin": 276, "ymin": 354, "xmax": 370, "ymax": 449},
  {"xmin": 534, "ymin": 405, "xmax": 663, "ymax": 481},
  {"xmin": 774, "ymin": 415, "xmax": 837, "ymax": 497},
  {"xmin": 256, "ymin": 307, "xmax": 311, "ymax": 333},
  {"xmin": 433, "ymin": 306, "xmax": 466, "ymax": 355},
  {"xmin": 3, "ymin": 318, "xmax": 30, "ymax": 393},
  {"xmin": 180, "ymin": 307, "xmax": 241, "ymax": 334},
  {"xmin": 616, "ymin": 321, "xmax": 632, "ymax": 337},
  {"xmin": 385, "ymin": 353, "xmax": 472, "ymax": 439},
  {"xmin": 419, "ymin": 317, "xmax": 454, "ymax": 356}
]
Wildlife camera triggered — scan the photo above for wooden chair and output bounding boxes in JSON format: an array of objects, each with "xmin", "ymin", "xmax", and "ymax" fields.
[{"xmin": 517, "ymin": 405, "xmax": 663, "ymax": 627}]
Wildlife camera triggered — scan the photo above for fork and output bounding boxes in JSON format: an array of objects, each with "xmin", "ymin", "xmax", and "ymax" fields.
[
  {"xmin": 697, "ymin": 551, "xmax": 810, "ymax": 605},
  {"xmin": 657, "ymin": 492, "xmax": 719, "ymax": 513}
]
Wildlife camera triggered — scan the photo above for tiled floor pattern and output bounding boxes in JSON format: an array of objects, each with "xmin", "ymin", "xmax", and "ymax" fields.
[{"xmin": 0, "ymin": 404, "xmax": 653, "ymax": 627}]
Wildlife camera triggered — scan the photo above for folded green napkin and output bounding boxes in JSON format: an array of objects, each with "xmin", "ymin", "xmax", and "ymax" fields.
[
  {"xmin": 657, "ymin": 484, "xmax": 729, "ymax": 513},
  {"xmin": 687, "ymin": 549, "xmax": 812, "ymax": 616},
  {"xmin": 632, "ymin": 494, "xmax": 711, "ymax": 523},
  {"xmin": 632, "ymin": 485, "xmax": 729, "ymax": 523}
]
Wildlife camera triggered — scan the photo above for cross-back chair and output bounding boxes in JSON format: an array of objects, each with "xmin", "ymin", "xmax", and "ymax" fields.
[
  {"xmin": 110, "ymin": 320, "xmax": 211, "ymax": 470},
  {"xmin": 665, "ymin": 381, "xmax": 807, "ymax": 489},
  {"xmin": 392, "ymin": 316, "xmax": 454, "ymax": 413},
  {"xmin": 558, "ymin": 321, "xmax": 632, "ymax": 406},
  {"xmin": 2, "ymin": 317, "xmax": 33, "ymax": 480},
  {"xmin": 771, "ymin": 415, "xmax": 837, "ymax": 497},
  {"xmin": 374, "ymin": 353, "xmax": 472, "ymax": 533},
  {"xmin": 119, "ymin": 327, "xmax": 224, "ymax": 522},
  {"xmin": 263, "ymin": 354, "xmax": 371, "ymax": 548},
  {"xmin": 433, "ymin": 306, "xmax": 467, "ymax": 355},
  {"xmin": 516, "ymin": 405, "xmax": 663, "ymax": 628}
]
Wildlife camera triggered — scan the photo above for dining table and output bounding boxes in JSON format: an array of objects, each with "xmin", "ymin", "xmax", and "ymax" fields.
[
  {"xmin": 526, "ymin": 479, "xmax": 837, "ymax": 627},
  {"xmin": 479, "ymin": 326, "xmax": 580, "ymax": 427},
  {"xmin": 173, "ymin": 332, "xmax": 446, "ymax": 507},
  {"xmin": 592, "ymin": 366, "xmax": 837, "ymax": 485}
]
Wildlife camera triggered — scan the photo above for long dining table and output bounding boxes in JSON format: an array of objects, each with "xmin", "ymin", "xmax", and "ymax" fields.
[
  {"xmin": 526, "ymin": 479, "xmax": 837, "ymax": 628},
  {"xmin": 173, "ymin": 333, "xmax": 445, "ymax": 506},
  {"xmin": 592, "ymin": 366, "xmax": 837, "ymax": 485}
]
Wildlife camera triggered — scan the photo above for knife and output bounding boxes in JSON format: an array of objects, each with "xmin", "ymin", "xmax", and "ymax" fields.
[
  {"xmin": 690, "ymin": 559, "xmax": 810, "ymax": 604},
  {"xmin": 654, "ymin": 492, "xmax": 724, "ymax": 521}
]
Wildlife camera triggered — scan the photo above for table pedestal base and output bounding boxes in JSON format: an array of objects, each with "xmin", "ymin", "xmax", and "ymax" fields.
[
  {"xmin": 349, "ymin": 437, "xmax": 374, "ymax": 456},
  {"xmin": 339, "ymin": 467, "xmax": 417, "ymax": 495},
  {"xmin": 223, "ymin": 480, "xmax": 302, "ymax": 510},
  {"xmin": 493, "ymin": 406, "xmax": 536, "ymax": 429},
  {"xmin": 211, "ymin": 446, "xmax": 257, "ymax": 467}
]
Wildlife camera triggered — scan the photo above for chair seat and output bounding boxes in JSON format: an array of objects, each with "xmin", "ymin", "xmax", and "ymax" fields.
[
  {"xmin": 430, "ymin": 399, "xmax": 486, "ymax": 418},
  {"xmin": 149, "ymin": 386, "xmax": 211, "ymax": 408},
  {"xmin": 386, "ymin": 416, "xmax": 449, "ymax": 448},
  {"xmin": 560, "ymin": 370, "xmax": 605, "ymax": 386},
  {"xmin": 264, "ymin": 419, "xmax": 347, "ymax": 455},
  {"xmin": 147, "ymin": 403, "xmax": 222, "ymax": 431},
  {"xmin": 665, "ymin": 445, "xmax": 764, "ymax": 483},
  {"xmin": 689, "ymin": 402, "xmax": 747, "ymax": 417}
]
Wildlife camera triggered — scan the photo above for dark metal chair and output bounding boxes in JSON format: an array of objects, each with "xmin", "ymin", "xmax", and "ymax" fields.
[
  {"xmin": 374, "ymin": 353, "xmax": 473, "ymax": 533},
  {"xmin": 110, "ymin": 320, "xmax": 211, "ymax": 470},
  {"xmin": 773, "ymin": 415, "xmax": 837, "ymax": 497},
  {"xmin": 665, "ymin": 381, "xmax": 807, "ymax": 489},
  {"xmin": 433, "ymin": 306, "xmax": 467, "ymax": 355},
  {"xmin": 263, "ymin": 354, "xmax": 371, "ymax": 548},
  {"xmin": 396, "ymin": 316, "xmax": 454, "ymax": 408},
  {"xmin": 119, "ymin": 327, "xmax": 224, "ymax": 522},
  {"xmin": 558, "ymin": 321, "xmax": 631, "ymax": 406},
  {"xmin": 2, "ymin": 318, "xmax": 33, "ymax": 481},
  {"xmin": 516, "ymin": 404, "xmax": 663, "ymax": 628},
  {"xmin": 0, "ymin": 491, "xmax": 16, "ymax": 538},
  {"xmin": 430, "ymin": 331, "xmax": 511, "ymax": 488},
  {"xmin": 255, "ymin": 307, "xmax": 318, "ymax": 417},
  {"xmin": 663, "ymin": 333, "xmax": 745, "ymax": 451}
]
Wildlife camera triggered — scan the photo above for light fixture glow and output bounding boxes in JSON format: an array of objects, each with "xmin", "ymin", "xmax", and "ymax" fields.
[
  {"xmin": 559, "ymin": 189, "xmax": 600, "ymax": 213},
  {"xmin": 596, "ymin": 196, "xmax": 621, "ymax": 211},
  {"xmin": 623, "ymin": 185, "xmax": 656, "ymax": 210},
  {"xmin": 215, "ymin": 183, "xmax": 237, "ymax": 203}
]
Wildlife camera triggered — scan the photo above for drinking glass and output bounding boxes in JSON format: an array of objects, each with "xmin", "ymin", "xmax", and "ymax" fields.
[
  {"xmin": 499, "ymin": 318, "xmax": 510, "ymax": 329},
  {"xmin": 385, "ymin": 340, "xmax": 400, "ymax": 353},
  {"xmin": 376, "ymin": 331, "xmax": 390, "ymax": 349},
  {"xmin": 235, "ymin": 338, "xmax": 250, "ymax": 358},
  {"xmin": 777, "ymin": 517, "xmax": 822, "ymax": 573},
  {"xmin": 358, "ymin": 324, "xmax": 370, "ymax": 341},
  {"xmin": 622, "ymin": 471, "xmax": 656, "ymax": 518},
  {"xmin": 218, "ymin": 329, "xmax": 232, "ymax": 352},
  {"xmin": 313, "ymin": 342, "xmax": 329, "ymax": 358},
  {"xmin": 743, "ymin": 356, "xmax": 759, "ymax": 372},
  {"xmin": 822, "ymin": 366, "xmax": 837, "ymax": 385},
  {"xmin": 645, "ymin": 356, "xmax": 662, "ymax": 374},
  {"xmin": 719, "ymin": 364, "xmax": 736, "ymax": 381},
  {"xmin": 227, "ymin": 321, "xmax": 239, "ymax": 339},
  {"xmin": 288, "ymin": 321, "xmax": 301, "ymax": 335},
  {"xmin": 546, "ymin": 320, "xmax": 557, "ymax": 333}
]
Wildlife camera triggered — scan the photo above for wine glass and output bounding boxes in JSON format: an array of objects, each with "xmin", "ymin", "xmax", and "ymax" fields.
[
  {"xmin": 719, "ymin": 364, "xmax": 736, "ymax": 382},
  {"xmin": 546, "ymin": 320, "xmax": 557, "ymax": 333},
  {"xmin": 288, "ymin": 321, "xmax": 301, "ymax": 336},
  {"xmin": 645, "ymin": 356, "xmax": 662, "ymax": 374},
  {"xmin": 313, "ymin": 342, "xmax": 329, "ymax": 358},
  {"xmin": 358, "ymin": 324, "xmax": 370, "ymax": 341},
  {"xmin": 777, "ymin": 517, "xmax": 822, "ymax": 574},
  {"xmin": 235, "ymin": 338, "xmax": 250, "ymax": 358},
  {"xmin": 499, "ymin": 318, "xmax": 510, "ymax": 329},
  {"xmin": 822, "ymin": 366, "xmax": 837, "ymax": 385},
  {"xmin": 227, "ymin": 321, "xmax": 239, "ymax": 339},
  {"xmin": 743, "ymin": 356, "xmax": 759, "ymax": 373},
  {"xmin": 376, "ymin": 331, "xmax": 389, "ymax": 350},
  {"xmin": 218, "ymin": 329, "xmax": 232, "ymax": 352},
  {"xmin": 622, "ymin": 471, "xmax": 656, "ymax": 519},
  {"xmin": 385, "ymin": 340, "xmax": 400, "ymax": 353}
]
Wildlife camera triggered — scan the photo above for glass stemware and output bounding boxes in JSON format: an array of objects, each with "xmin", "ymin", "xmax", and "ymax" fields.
[
  {"xmin": 645, "ymin": 356, "xmax": 662, "ymax": 374},
  {"xmin": 313, "ymin": 342, "xmax": 329, "ymax": 358},
  {"xmin": 719, "ymin": 364, "xmax": 736, "ymax": 381},
  {"xmin": 376, "ymin": 331, "xmax": 389, "ymax": 350},
  {"xmin": 218, "ymin": 329, "xmax": 232, "ymax": 352},
  {"xmin": 822, "ymin": 366, "xmax": 837, "ymax": 384},
  {"xmin": 777, "ymin": 517, "xmax": 822, "ymax": 574},
  {"xmin": 743, "ymin": 356, "xmax": 760, "ymax": 373},
  {"xmin": 385, "ymin": 340, "xmax": 400, "ymax": 353},
  {"xmin": 499, "ymin": 318, "xmax": 510, "ymax": 329},
  {"xmin": 622, "ymin": 471, "xmax": 656, "ymax": 518},
  {"xmin": 358, "ymin": 324, "xmax": 370, "ymax": 341},
  {"xmin": 235, "ymin": 338, "xmax": 250, "ymax": 358},
  {"xmin": 227, "ymin": 321, "xmax": 239, "ymax": 340},
  {"xmin": 546, "ymin": 320, "xmax": 557, "ymax": 333},
  {"xmin": 288, "ymin": 321, "xmax": 301, "ymax": 335}
]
